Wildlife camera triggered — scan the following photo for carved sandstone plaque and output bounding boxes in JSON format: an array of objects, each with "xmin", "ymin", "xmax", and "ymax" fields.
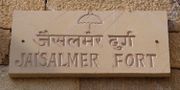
[{"xmin": 9, "ymin": 11, "xmax": 170, "ymax": 77}]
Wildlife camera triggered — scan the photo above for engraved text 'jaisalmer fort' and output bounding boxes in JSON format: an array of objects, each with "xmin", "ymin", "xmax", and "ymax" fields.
[{"xmin": 15, "ymin": 11, "xmax": 156, "ymax": 69}]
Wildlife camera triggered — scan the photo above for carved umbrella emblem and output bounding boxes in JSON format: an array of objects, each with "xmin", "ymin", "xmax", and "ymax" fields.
[{"xmin": 77, "ymin": 11, "xmax": 103, "ymax": 34}]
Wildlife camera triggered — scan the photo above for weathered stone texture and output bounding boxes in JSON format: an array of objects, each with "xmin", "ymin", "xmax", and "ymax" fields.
[
  {"xmin": 169, "ymin": 33, "xmax": 180, "ymax": 68},
  {"xmin": 171, "ymin": 69, "xmax": 180, "ymax": 90},
  {"xmin": 0, "ymin": 29, "xmax": 10, "ymax": 64},
  {"xmin": 168, "ymin": 0, "xmax": 180, "ymax": 31},
  {"xmin": 47, "ymin": 0, "xmax": 171, "ymax": 11}
]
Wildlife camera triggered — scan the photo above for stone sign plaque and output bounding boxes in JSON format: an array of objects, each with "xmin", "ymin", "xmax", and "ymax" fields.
[{"xmin": 9, "ymin": 11, "xmax": 170, "ymax": 77}]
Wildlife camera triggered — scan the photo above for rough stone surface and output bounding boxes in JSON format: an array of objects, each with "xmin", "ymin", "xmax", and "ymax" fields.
[
  {"xmin": 0, "ymin": 29, "xmax": 10, "ymax": 64},
  {"xmin": 171, "ymin": 69, "xmax": 180, "ymax": 90},
  {"xmin": 47, "ymin": 0, "xmax": 171, "ymax": 11},
  {"xmin": 168, "ymin": 0, "xmax": 180, "ymax": 31},
  {"xmin": 0, "ymin": 66, "xmax": 79, "ymax": 90},
  {"xmin": 0, "ymin": 0, "xmax": 44, "ymax": 29},
  {"xmin": 169, "ymin": 33, "xmax": 180, "ymax": 68}
]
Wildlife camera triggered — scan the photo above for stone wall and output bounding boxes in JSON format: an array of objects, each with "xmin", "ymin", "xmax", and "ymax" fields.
[{"xmin": 0, "ymin": 0, "xmax": 180, "ymax": 90}]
